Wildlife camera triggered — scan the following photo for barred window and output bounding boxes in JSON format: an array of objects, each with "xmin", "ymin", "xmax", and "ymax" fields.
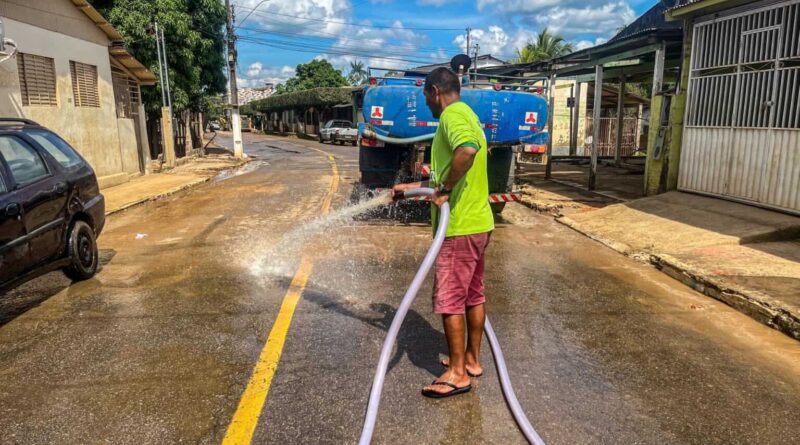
[
  {"xmin": 70, "ymin": 61, "xmax": 100, "ymax": 107},
  {"xmin": 111, "ymin": 65, "xmax": 141, "ymax": 118},
  {"xmin": 17, "ymin": 53, "xmax": 58, "ymax": 106}
]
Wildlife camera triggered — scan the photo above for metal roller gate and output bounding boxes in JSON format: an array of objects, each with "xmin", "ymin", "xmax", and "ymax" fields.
[{"xmin": 679, "ymin": 0, "xmax": 800, "ymax": 214}]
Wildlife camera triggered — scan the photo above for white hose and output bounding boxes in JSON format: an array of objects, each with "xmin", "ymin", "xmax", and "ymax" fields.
[
  {"xmin": 359, "ymin": 188, "xmax": 449, "ymax": 445},
  {"xmin": 358, "ymin": 187, "xmax": 544, "ymax": 445},
  {"xmin": 363, "ymin": 130, "xmax": 436, "ymax": 145},
  {"xmin": 485, "ymin": 316, "xmax": 546, "ymax": 445}
]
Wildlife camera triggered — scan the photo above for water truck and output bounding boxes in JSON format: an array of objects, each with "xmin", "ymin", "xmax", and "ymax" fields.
[{"xmin": 355, "ymin": 55, "xmax": 550, "ymax": 213}]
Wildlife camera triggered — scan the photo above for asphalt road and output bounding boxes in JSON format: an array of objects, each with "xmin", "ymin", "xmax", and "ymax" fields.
[{"xmin": 1, "ymin": 132, "xmax": 798, "ymax": 444}]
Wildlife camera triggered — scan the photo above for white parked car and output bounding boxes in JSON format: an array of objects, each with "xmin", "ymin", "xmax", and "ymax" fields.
[{"xmin": 319, "ymin": 120, "xmax": 357, "ymax": 145}]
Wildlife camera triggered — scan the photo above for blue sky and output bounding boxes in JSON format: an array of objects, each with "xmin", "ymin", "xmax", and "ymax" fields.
[{"xmin": 233, "ymin": 0, "xmax": 659, "ymax": 88}]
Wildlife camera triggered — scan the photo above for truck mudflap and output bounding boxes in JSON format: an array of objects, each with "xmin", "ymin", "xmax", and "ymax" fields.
[{"xmin": 374, "ymin": 189, "xmax": 520, "ymax": 203}]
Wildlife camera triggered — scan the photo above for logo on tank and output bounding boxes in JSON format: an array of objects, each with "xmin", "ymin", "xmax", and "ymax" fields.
[
  {"xmin": 524, "ymin": 112, "xmax": 538, "ymax": 124},
  {"xmin": 371, "ymin": 106, "xmax": 384, "ymax": 118}
]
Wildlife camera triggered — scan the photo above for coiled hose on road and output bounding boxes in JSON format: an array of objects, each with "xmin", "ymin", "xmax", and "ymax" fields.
[{"xmin": 358, "ymin": 188, "xmax": 545, "ymax": 445}]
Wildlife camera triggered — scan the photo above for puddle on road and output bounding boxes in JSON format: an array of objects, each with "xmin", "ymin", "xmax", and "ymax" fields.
[
  {"xmin": 214, "ymin": 160, "xmax": 268, "ymax": 182},
  {"xmin": 247, "ymin": 192, "xmax": 394, "ymax": 280}
]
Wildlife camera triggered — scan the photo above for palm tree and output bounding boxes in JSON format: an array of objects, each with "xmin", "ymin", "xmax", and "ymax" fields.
[
  {"xmin": 513, "ymin": 28, "xmax": 575, "ymax": 64},
  {"xmin": 348, "ymin": 60, "xmax": 368, "ymax": 86}
]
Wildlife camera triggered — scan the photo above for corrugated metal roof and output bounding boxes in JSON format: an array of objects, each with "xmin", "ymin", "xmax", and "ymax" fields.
[
  {"xmin": 665, "ymin": 0, "xmax": 706, "ymax": 13},
  {"xmin": 609, "ymin": 0, "xmax": 683, "ymax": 42},
  {"xmin": 70, "ymin": 0, "xmax": 157, "ymax": 84}
]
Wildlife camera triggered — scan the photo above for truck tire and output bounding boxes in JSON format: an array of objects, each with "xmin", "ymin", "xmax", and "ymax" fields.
[
  {"xmin": 490, "ymin": 202, "xmax": 506, "ymax": 214},
  {"xmin": 63, "ymin": 220, "xmax": 99, "ymax": 281}
]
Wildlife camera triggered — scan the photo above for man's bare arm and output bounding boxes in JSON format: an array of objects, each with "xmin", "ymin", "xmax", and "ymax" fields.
[{"xmin": 441, "ymin": 146, "xmax": 478, "ymax": 190}]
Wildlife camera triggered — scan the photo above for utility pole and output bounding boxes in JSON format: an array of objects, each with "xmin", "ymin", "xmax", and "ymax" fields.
[
  {"xmin": 154, "ymin": 21, "xmax": 176, "ymax": 167},
  {"xmin": 465, "ymin": 27, "xmax": 471, "ymax": 55},
  {"xmin": 473, "ymin": 43, "xmax": 480, "ymax": 84},
  {"xmin": 226, "ymin": 0, "xmax": 244, "ymax": 159}
]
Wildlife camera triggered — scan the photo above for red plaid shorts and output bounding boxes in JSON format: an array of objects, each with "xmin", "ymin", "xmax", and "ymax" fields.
[{"xmin": 433, "ymin": 232, "xmax": 491, "ymax": 315}]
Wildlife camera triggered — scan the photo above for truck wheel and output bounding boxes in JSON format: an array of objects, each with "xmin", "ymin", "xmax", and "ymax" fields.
[
  {"xmin": 490, "ymin": 202, "xmax": 506, "ymax": 214},
  {"xmin": 351, "ymin": 141, "xmax": 357, "ymax": 146},
  {"xmin": 63, "ymin": 220, "xmax": 99, "ymax": 281}
]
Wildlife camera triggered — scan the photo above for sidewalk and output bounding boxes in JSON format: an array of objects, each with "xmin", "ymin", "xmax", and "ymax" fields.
[
  {"xmin": 103, "ymin": 154, "xmax": 248, "ymax": 215},
  {"xmin": 555, "ymin": 191, "xmax": 800, "ymax": 340},
  {"xmin": 513, "ymin": 164, "xmax": 800, "ymax": 339},
  {"xmin": 514, "ymin": 161, "xmax": 643, "ymax": 216}
]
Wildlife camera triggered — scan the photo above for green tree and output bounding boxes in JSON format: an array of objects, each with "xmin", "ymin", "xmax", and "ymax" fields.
[
  {"xmin": 275, "ymin": 59, "xmax": 348, "ymax": 95},
  {"xmin": 347, "ymin": 60, "xmax": 368, "ymax": 86},
  {"xmin": 513, "ymin": 28, "xmax": 575, "ymax": 64},
  {"xmin": 89, "ymin": 0, "xmax": 227, "ymax": 118}
]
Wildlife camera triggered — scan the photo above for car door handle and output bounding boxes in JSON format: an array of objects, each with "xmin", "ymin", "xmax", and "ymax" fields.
[
  {"xmin": 4, "ymin": 203, "xmax": 20, "ymax": 217},
  {"xmin": 52, "ymin": 182, "xmax": 67, "ymax": 194}
]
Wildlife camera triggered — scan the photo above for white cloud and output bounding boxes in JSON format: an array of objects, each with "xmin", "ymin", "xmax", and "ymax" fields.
[
  {"xmin": 238, "ymin": 63, "xmax": 296, "ymax": 88},
  {"xmin": 534, "ymin": 2, "xmax": 636, "ymax": 38},
  {"xmin": 321, "ymin": 20, "xmax": 436, "ymax": 72},
  {"xmin": 453, "ymin": 26, "xmax": 508, "ymax": 56},
  {"xmin": 574, "ymin": 37, "xmax": 608, "ymax": 51},
  {"xmin": 451, "ymin": 26, "xmax": 538, "ymax": 60},
  {"xmin": 476, "ymin": 0, "xmax": 637, "ymax": 41},
  {"xmin": 246, "ymin": 62, "xmax": 263, "ymax": 78},
  {"xmin": 234, "ymin": 0, "xmax": 352, "ymax": 36}
]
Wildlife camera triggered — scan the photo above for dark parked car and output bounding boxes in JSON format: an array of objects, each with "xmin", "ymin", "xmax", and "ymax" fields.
[{"xmin": 0, "ymin": 118, "xmax": 104, "ymax": 292}]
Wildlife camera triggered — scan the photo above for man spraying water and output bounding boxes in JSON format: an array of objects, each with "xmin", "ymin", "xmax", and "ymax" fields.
[{"xmin": 393, "ymin": 67, "xmax": 494, "ymax": 398}]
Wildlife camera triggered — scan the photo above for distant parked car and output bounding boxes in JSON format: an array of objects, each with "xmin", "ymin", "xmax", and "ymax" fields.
[
  {"xmin": 320, "ymin": 120, "xmax": 357, "ymax": 145},
  {"xmin": 207, "ymin": 120, "xmax": 221, "ymax": 131},
  {"xmin": 0, "ymin": 118, "xmax": 105, "ymax": 292}
]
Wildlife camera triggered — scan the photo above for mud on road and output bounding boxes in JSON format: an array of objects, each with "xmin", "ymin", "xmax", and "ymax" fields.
[{"xmin": 1, "ymin": 132, "xmax": 798, "ymax": 445}]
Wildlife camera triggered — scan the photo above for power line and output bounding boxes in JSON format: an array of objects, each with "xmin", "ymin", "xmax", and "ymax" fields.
[
  {"xmin": 237, "ymin": 36, "xmax": 442, "ymax": 64},
  {"xmin": 238, "ymin": 26, "xmax": 460, "ymax": 54},
  {"xmin": 237, "ymin": 36, "xmax": 440, "ymax": 66},
  {"xmin": 232, "ymin": 3, "xmax": 464, "ymax": 31}
]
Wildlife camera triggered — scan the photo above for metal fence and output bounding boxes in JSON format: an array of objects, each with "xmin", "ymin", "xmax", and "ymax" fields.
[
  {"xmin": 582, "ymin": 117, "xmax": 641, "ymax": 157},
  {"xmin": 679, "ymin": 0, "xmax": 800, "ymax": 214}
]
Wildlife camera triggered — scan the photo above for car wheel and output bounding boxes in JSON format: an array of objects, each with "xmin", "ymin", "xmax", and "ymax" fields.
[
  {"xmin": 63, "ymin": 220, "xmax": 99, "ymax": 281},
  {"xmin": 319, "ymin": 134, "xmax": 324, "ymax": 143}
]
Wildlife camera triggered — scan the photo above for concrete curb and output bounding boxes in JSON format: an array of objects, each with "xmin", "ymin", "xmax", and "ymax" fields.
[
  {"xmin": 554, "ymin": 215, "xmax": 800, "ymax": 341},
  {"xmin": 557, "ymin": 216, "xmax": 636, "ymax": 256},
  {"xmin": 651, "ymin": 254, "xmax": 800, "ymax": 341},
  {"xmin": 105, "ymin": 177, "xmax": 211, "ymax": 216},
  {"xmin": 104, "ymin": 159, "xmax": 252, "ymax": 216}
]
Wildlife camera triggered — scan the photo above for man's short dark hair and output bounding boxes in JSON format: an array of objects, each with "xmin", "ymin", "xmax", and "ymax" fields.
[{"xmin": 425, "ymin": 67, "xmax": 460, "ymax": 95}]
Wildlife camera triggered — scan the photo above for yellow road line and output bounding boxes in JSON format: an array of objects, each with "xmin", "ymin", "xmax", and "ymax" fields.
[{"xmin": 222, "ymin": 147, "xmax": 339, "ymax": 445}]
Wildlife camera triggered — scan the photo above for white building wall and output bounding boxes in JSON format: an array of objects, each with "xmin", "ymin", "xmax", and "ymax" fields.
[{"xmin": 0, "ymin": 18, "xmax": 134, "ymax": 188}]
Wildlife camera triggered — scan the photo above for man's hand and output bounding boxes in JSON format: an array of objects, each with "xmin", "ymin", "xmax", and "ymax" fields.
[
  {"xmin": 432, "ymin": 190, "xmax": 449, "ymax": 207},
  {"xmin": 391, "ymin": 182, "xmax": 423, "ymax": 200}
]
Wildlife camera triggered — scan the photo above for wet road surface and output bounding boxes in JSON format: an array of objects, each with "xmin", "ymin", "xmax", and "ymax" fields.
[{"xmin": 1, "ymin": 132, "xmax": 798, "ymax": 444}]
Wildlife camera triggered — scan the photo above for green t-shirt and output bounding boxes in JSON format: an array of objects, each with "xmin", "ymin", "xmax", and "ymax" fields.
[{"xmin": 430, "ymin": 101, "xmax": 494, "ymax": 237}]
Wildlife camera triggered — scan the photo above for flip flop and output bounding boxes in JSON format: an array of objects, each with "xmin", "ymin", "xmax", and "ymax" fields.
[
  {"xmin": 440, "ymin": 359, "xmax": 483, "ymax": 377},
  {"xmin": 422, "ymin": 380, "xmax": 472, "ymax": 399}
]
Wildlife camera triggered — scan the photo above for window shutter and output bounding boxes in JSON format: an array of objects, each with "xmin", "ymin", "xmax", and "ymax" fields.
[
  {"xmin": 70, "ymin": 61, "xmax": 100, "ymax": 107},
  {"xmin": 17, "ymin": 53, "xmax": 58, "ymax": 106}
]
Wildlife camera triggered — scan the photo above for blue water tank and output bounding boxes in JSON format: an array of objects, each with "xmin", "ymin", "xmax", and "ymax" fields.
[{"xmin": 361, "ymin": 85, "xmax": 549, "ymax": 145}]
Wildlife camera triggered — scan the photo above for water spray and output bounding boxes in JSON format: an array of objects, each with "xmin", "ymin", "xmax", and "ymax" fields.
[{"xmin": 359, "ymin": 188, "xmax": 545, "ymax": 445}]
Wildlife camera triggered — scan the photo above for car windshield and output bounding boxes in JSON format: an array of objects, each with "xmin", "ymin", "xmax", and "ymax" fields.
[{"xmin": 25, "ymin": 129, "xmax": 83, "ymax": 169}]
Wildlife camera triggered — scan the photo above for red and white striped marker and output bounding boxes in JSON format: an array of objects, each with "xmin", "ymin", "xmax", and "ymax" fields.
[
  {"xmin": 489, "ymin": 193, "xmax": 520, "ymax": 203},
  {"xmin": 374, "ymin": 189, "xmax": 519, "ymax": 203}
]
